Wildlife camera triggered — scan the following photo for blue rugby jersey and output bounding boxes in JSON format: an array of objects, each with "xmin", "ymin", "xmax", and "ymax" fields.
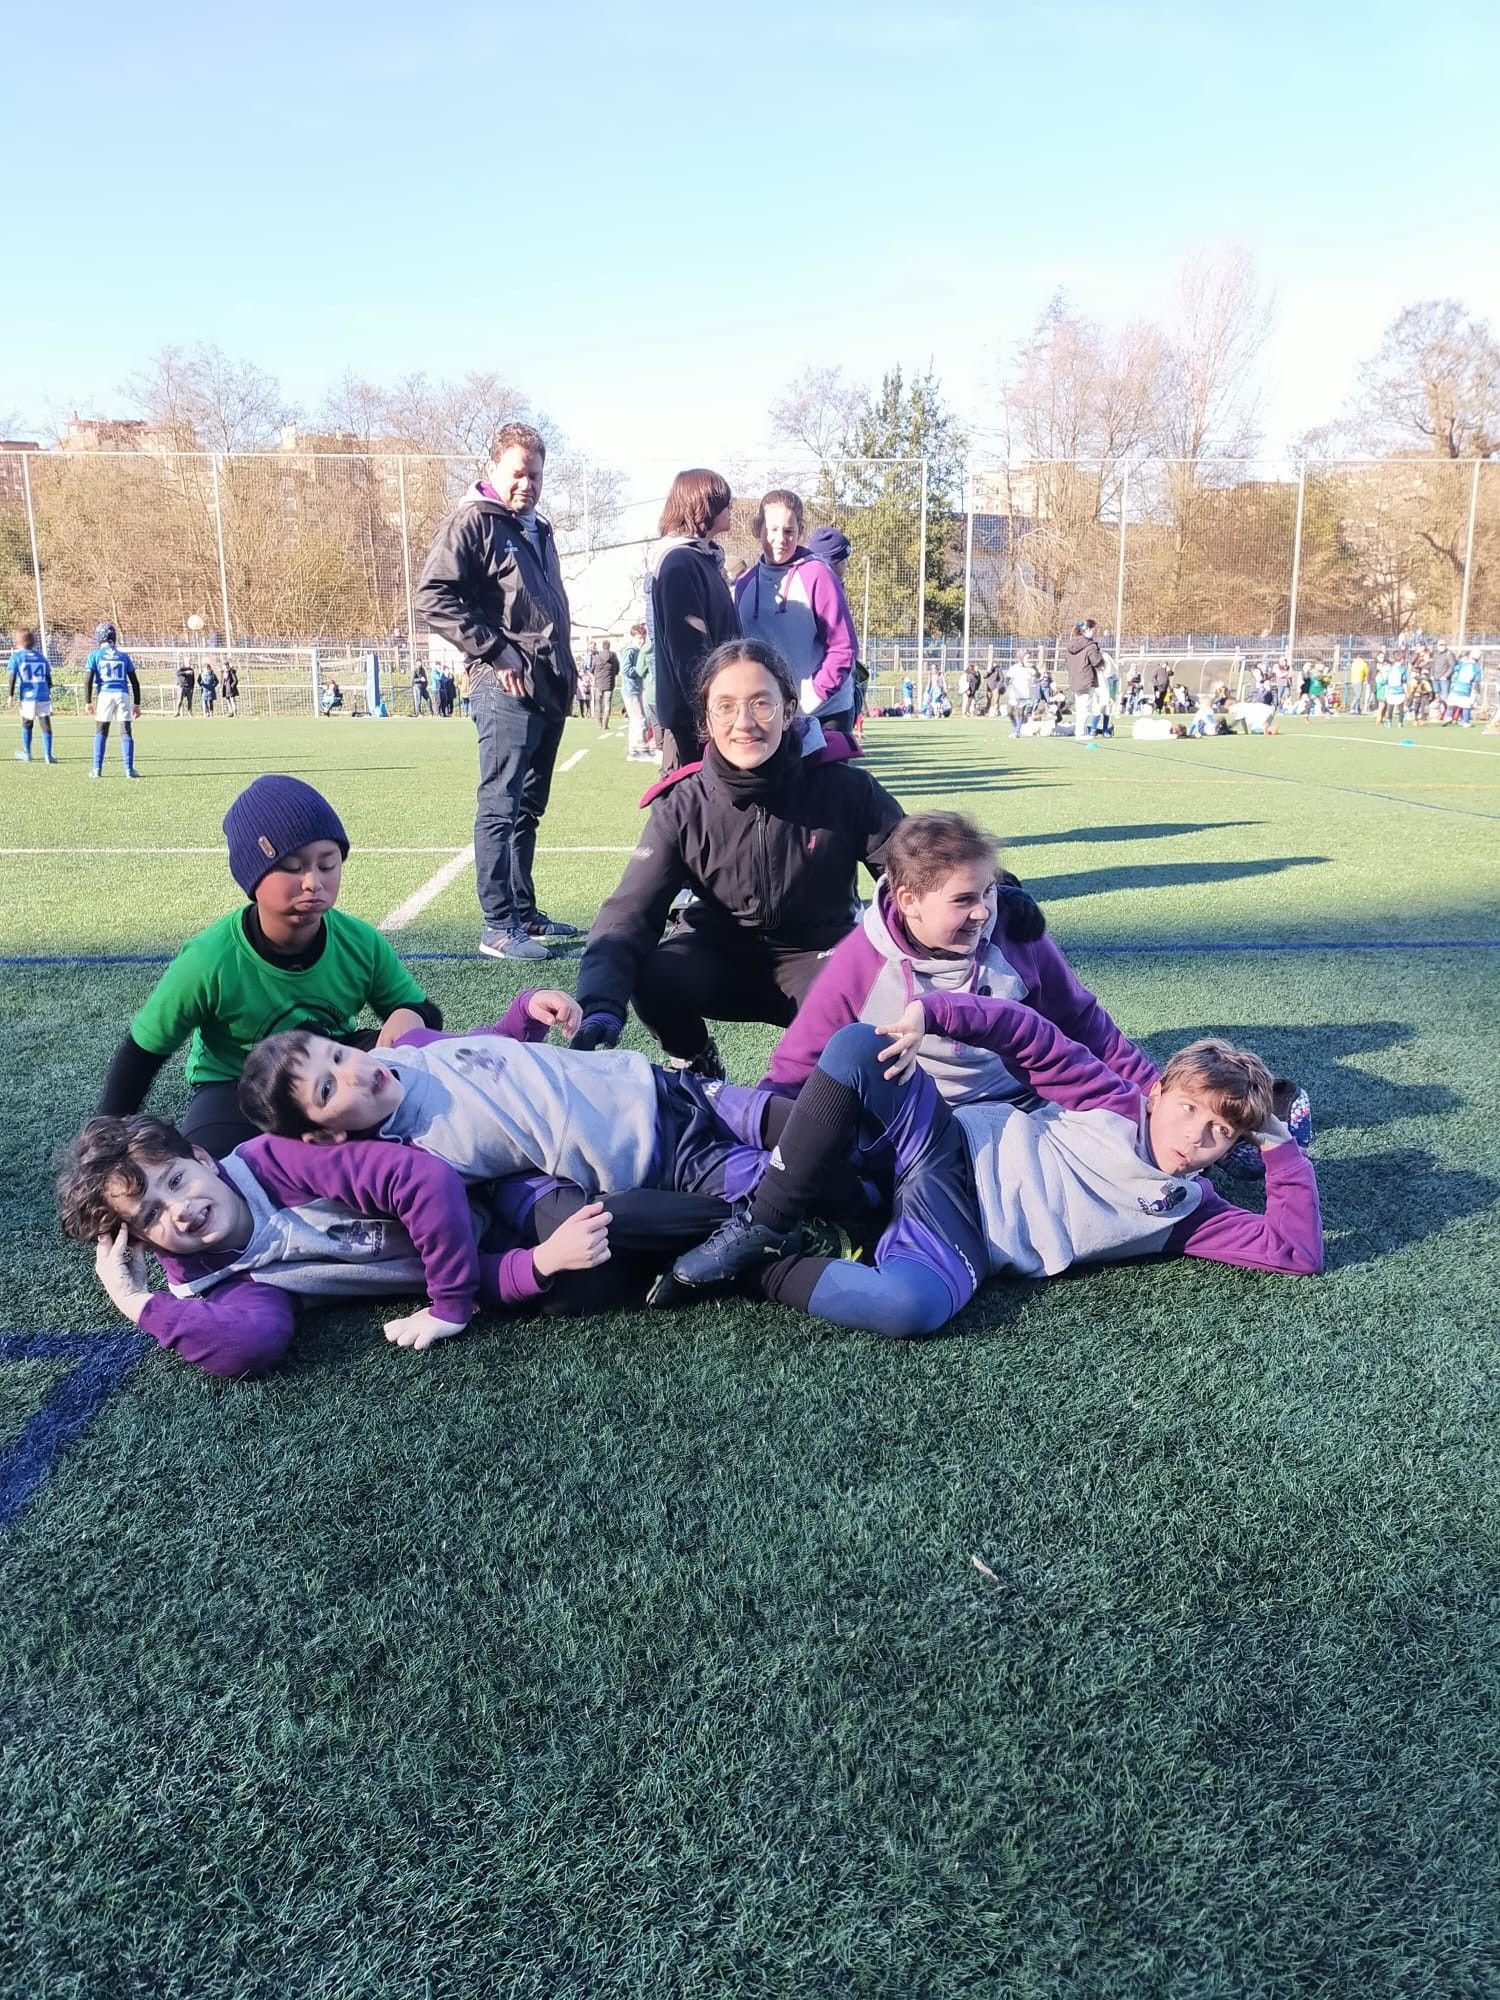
[
  {"xmin": 86, "ymin": 643, "xmax": 138, "ymax": 699},
  {"xmin": 7, "ymin": 647, "xmax": 50, "ymax": 700}
]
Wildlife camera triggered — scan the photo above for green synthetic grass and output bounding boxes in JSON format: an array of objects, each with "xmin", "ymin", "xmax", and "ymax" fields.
[{"xmin": 2, "ymin": 712, "xmax": 1499, "ymax": 1998}]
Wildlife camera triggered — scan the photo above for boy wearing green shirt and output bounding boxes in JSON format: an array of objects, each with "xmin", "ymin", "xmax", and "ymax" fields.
[{"xmin": 98, "ymin": 775, "xmax": 442, "ymax": 1155}]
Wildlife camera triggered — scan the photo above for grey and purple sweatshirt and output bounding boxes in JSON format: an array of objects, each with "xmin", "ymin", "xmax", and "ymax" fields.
[
  {"xmin": 733, "ymin": 550, "xmax": 859, "ymax": 723},
  {"xmin": 766, "ymin": 883, "xmax": 1158, "ymax": 1106},
  {"xmin": 923, "ymin": 990, "xmax": 1323, "ymax": 1279},
  {"xmin": 142, "ymin": 1135, "xmax": 548, "ymax": 1379}
]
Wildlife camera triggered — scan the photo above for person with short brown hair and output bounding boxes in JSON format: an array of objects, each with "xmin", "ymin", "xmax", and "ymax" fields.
[{"xmin": 416, "ymin": 421, "xmax": 579, "ymax": 960}]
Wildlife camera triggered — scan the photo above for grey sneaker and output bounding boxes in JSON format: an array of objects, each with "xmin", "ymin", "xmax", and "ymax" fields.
[
  {"xmin": 525, "ymin": 913, "xmax": 581, "ymax": 940},
  {"xmin": 479, "ymin": 924, "xmax": 550, "ymax": 962}
]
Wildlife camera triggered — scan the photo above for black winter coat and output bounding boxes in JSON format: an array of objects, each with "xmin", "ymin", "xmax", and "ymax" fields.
[
  {"xmin": 577, "ymin": 738, "xmax": 905, "ymax": 1025},
  {"xmin": 414, "ymin": 488, "xmax": 576, "ymax": 718}
]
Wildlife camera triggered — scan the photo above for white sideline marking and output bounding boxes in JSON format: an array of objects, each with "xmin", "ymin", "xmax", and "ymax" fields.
[
  {"xmin": 557, "ymin": 746, "xmax": 590, "ymax": 773},
  {"xmin": 1313, "ymin": 733, "xmax": 1500, "ymax": 761},
  {"xmin": 379, "ymin": 846, "xmax": 475, "ymax": 932}
]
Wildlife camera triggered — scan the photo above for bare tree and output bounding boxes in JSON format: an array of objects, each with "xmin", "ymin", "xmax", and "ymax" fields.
[
  {"xmin": 1351, "ymin": 300, "xmax": 1500, "ymax": 460},
  {"xmin": 126, "ymin": 344, "xmax": 294, "ymax": 452},
  {"xmin": 1155, "ymin": 250, "xmax": 1270, "ymax": 464},
  {"xmin": 769, "ymin": 366, "xmax": 868, "ymax": 503}
]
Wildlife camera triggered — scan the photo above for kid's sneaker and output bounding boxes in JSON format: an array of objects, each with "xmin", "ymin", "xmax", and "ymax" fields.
[
  {"xmin": 1221, "ymin": 1080, "xmax": 1313, "ymax": 1182},
  {"xmin": 651, "ymin": 1204, "xmax": 803, "ymax": 1301}
]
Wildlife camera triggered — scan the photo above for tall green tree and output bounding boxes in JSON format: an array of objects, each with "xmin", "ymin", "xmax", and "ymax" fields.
[{"xmin": 845, "ymin": 366, "xmax": 968, "ymax": 636}]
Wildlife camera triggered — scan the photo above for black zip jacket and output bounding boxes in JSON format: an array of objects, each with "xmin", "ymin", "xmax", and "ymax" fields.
[
  {"xmin": 577, "ymin": 739, "xmax": 905, "ymax": 1025},
  {"xmin": 649, "ymin": 542, "xmax": 740, "ymax": 754},
  {"xmin": 414, "ymin": 486, "xmax": 576, "ymax": 719}
]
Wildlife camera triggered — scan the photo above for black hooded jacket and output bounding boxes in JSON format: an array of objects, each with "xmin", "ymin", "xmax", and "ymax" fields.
[
  {"xmin": 415, "ymin": 486, "xmax": 577, "ymax": 718},
  {"xmin": 576, "ymin": 735, "xmax": 904, "ymax": 1026}
]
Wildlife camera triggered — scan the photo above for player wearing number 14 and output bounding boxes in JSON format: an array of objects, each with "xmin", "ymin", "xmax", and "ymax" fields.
[{"xmin": 8, "ymin": 627, "xmax": 57, "ymax": 763}]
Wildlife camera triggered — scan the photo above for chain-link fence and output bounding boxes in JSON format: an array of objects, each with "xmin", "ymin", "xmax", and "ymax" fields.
[{"xmin": 2, "ymin": 448, "xmax": 1495, "ymax": 717}]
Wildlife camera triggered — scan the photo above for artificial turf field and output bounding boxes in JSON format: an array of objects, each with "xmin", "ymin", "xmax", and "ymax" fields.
[{"xmin": 2, "ymin": 710, "xmax": 1498, "ymax": 1999}]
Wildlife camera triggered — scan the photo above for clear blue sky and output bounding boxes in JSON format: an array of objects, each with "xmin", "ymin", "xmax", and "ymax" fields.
[{"xmin": 11, "ymin": 0, "xmax": 1499, "ymax": 466}]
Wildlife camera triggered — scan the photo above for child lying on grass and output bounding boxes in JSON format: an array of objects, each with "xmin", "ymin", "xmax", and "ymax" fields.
[
  {"xmin": 765, "ymin": 807, "xmax": 1310, "ymax": 1184},
  {"xmin": 57, "ymin": 1109, "xmax": 615, "ymax": 1378},
  {"xmin": 660, "ymin": 996, "xmax": 1323, "ymax": 1339},
  {"xmin": 62, "ymin": 991, "xmax": 741, "ymax": 1378},
  {"xmin": 237, "ymin": 991, "xmax": 787, "ymax": 1211}
]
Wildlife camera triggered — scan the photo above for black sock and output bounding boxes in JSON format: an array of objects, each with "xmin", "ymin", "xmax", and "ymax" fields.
[
  {"xmin": 751, "ymin": 1067, "xmax": 862, "ymax": 1234},
  {"xmin": 755, "ymin": 1253, "xmax": 836, "ymax": 1312}
]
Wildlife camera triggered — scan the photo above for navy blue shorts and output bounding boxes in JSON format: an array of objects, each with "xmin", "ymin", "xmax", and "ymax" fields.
[{"xmin": 652, "ymin": 1070, "xmax": 768, "ymax": 1201}]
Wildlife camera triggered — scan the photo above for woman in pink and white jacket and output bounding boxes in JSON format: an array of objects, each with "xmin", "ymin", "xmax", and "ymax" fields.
[{"xmin": 734, "ymin": 489, "xmax": 860, "ymax": 737}]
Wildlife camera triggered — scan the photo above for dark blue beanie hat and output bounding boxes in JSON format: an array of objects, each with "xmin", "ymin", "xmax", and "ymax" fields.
[
  {"xmin": 222, "ymin": 775, "xmax": 349, "ymax": 896},
  {"xmin": 807, "ymin": 526, "xmax": 852, "ymax": 565}
]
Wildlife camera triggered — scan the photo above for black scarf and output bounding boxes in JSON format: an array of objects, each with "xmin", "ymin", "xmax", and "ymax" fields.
[{"xmin": 702, "ymin": 729, "xmax": 803, "ymax": 804}]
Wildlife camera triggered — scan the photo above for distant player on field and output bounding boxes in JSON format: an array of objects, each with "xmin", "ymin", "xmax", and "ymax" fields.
[
  {"xmin": 84, "ymin": 621, "xmax": 142, "ymax": 778},
  {"xmin": 7, "ymin": 627, "xmax": 57, "ymax": 764}
]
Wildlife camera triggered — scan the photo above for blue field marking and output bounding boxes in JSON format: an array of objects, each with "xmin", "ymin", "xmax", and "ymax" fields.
[
  {"xmin": 5, "ymin": 938, "xmax": 1500, "ymax": 972},
  {"xmin": 0, "ymin": 1331, "xmax": 152, "ymax": 1530}
]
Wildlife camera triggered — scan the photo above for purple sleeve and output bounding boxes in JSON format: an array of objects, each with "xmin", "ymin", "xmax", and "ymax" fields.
[
  {"xmin": 139, "ymin": 1276, "xmax": 295, "ymax": 1379},
  {"xmin": 479, "ymin": 1248, "xmax": 550, "ymax": 1307},
  {"xmin": 762, "ymin": 928, "xmax": 883, "ymax": 1095},
  {"xmin": 804, "ymin": 563, "xmax": 859, "ymax": 703},
  {"xmin": 921, "ymin": 991, "xmax": 1141, "ymax": 1119},
  {"xmin": 1018, "ymin": 937, "xmax": 1159, "ymax": 1093},
  {"xmin": 395, "ymin": 992, "xmax": 544, "ymax": 1048},
  {"xmin": 241, "ymin": 1135, "xmax": 481, "ymax": 1322},
  {"xmin": 1166, "ymin": 1145, "xmax": 1324, "ymax": 1275}
]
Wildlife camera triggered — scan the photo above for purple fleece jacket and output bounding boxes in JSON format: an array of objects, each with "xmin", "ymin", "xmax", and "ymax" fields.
[
  {"xmin": 733, "ymin": 551, "xmax": 858, "ymax": 715},
  {"xmin": 140, "ymin": 992, "xmax": 553, "ymax": 1379},
  {"xmin": 765, "ymin": 893, "xmax": 1158, "ymax": 1104},
  {"xmin": 922, "ymin": 990, "xmax": 1324, "ymax": 1276}
]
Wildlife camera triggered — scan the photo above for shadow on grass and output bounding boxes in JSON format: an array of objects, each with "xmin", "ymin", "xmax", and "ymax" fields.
[
  {"xmin": 1005, "ymin": 821, "xmax": 1265, "ymax": 850},
  {"xmin": 1311, "ymin": 1150, "xmax": 1499, "ymax": 1266},
  {"xmin": 1143, "ymin": 1020, "xmax": 1464, "ymax": 1134},
  {"xmin": 1029, "ymin": 855, "xmax": 1330, "ymax": 902}
]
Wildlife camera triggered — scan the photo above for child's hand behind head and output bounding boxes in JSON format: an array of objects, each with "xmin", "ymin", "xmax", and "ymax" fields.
[{"xmin": 1252, "ymin": 1113, "xmax": 1292, "ymax": 1152}]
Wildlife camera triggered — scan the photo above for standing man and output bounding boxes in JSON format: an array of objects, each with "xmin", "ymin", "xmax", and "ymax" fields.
[
  {"xmin": 416, "ymin": 421, "xmax": 579, "ymax": 963},
  {"xmin": 1064, "ymin": 618, "xmax": 1104, "ymax": 740},
  {"xmin": 592, "ymin": 639, "xmax": 619, "ymax": 733}
]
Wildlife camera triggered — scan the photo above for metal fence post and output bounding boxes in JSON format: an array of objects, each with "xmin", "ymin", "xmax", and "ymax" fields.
[
  {"xmin": 397, "ymin": 455, "xmax": 419, "ymax": 669},
  {"xmin": 916, "ymin": 455, "xmax": 929, "ymax": 667},
  {"xmin": 1286, "ymin": 463, "xmax": 1307, "ymax": 662},
  {"xmin": 209, "ymin": 453, "xmax": 235, "ymax": 649},
  {"xmin": 961, "ymin": 466, "xmax": 974, "ymax": 672},
  {"xmin": 1113, "ymin": 464, "xmax": 1129, "ymax": 649},
  {"xmin": 1457, "ymin": 455, "xmax": 1482, "ymax": 648},
  {"xmin": 19, "ymin": 451, "xmax": 47, "ymax": 654}
]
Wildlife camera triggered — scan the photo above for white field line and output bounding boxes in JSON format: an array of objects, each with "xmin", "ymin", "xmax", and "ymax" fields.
[
  {"xmin": 379, "ymin": 846, "xmax": 476, "ymax": 933},
  {"xmin": 0, "ymin": 843, "xmax": 636, "ymax": 857},
  {"xmin": 1311, "ymin": 733, "xmax": 1500, "ymax": 761},
  {"xmin": 557, "ymin": 746, "xmax": 591, "ymax": 774}
]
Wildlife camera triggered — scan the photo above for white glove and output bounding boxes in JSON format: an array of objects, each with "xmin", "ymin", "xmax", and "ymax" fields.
[{"xmin": 383, "ymin": 1305, "xmax": 470, "ymax": 1351}]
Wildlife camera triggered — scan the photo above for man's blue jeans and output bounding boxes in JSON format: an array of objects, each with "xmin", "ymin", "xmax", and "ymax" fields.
[{"xmin": 471, "ymin": 676, "xmax": 565, "ymax": 929}]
